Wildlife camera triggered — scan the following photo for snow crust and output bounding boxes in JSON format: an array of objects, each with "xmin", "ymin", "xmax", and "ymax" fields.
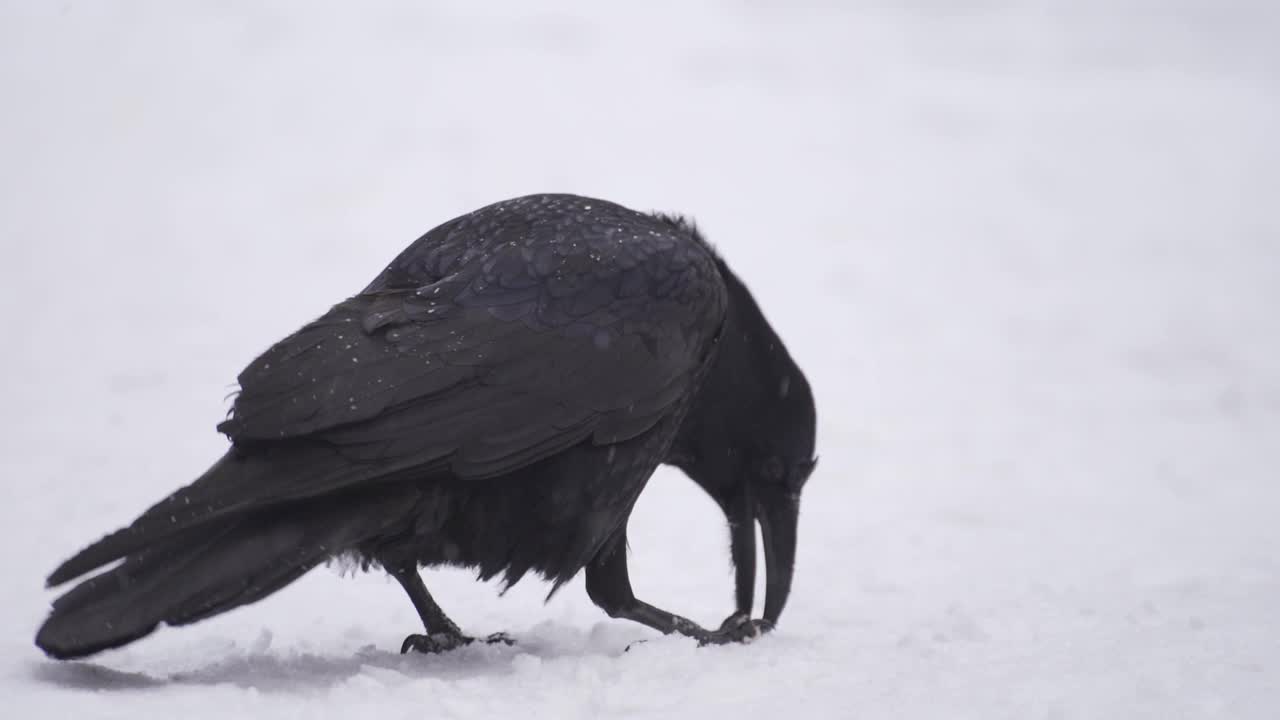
[{"xmin": 2, "ymin": 1, "xmax": 1277, "ymax": 717}]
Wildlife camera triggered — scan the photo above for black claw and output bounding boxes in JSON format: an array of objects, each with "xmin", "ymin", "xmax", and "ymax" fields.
[
  {"xmin": 698, "ymin": 615, "xmax": 773, "ymax": 646},
  {"xmin": 401, "ymin": 631, "xmax": 514, "ymax": 654},
  {"xmin": 400, "ymin": 632, "xmax": 472, "ymax": 655}
]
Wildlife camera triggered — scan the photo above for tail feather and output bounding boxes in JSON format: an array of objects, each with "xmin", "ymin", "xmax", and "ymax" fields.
[
  {"xmin": 47, "ymin": 519, "xmax": 237, "ymax": 619},
  {"xmin": 46, "ymin": 445, "xmax": 437, "ymax": 589},
  {"xmin": 36, "ymin": 483, "xmax": 418, "ymax": 660}
]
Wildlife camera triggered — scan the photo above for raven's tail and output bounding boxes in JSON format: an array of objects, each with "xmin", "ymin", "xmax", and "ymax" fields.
[{"xmin": 35, "ymin": 478, "xmax": 416, "ymax": 660}]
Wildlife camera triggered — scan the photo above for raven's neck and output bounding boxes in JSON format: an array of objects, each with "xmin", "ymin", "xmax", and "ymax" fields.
[{"xmin": 666, "ymin": 257, "xmax": 787, "ymax": 492}]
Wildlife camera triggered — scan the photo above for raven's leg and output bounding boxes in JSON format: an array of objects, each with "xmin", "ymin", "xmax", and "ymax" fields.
[
  {"xmin": 585, "ymin": 530, "xmax": 772, "ymax": 646},
  {"xmin": 387, "ymin": 565, "xmax": 513, "ymax": 654}
]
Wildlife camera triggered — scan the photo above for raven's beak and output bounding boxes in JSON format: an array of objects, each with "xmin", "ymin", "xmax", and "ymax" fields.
[
  {"xmin": 727, "ymin": 490, "xmax": 757, "ymax": 616},
  {"xmin": 757, "ymin": 490, "xmax": 799, "ymax": 624}
]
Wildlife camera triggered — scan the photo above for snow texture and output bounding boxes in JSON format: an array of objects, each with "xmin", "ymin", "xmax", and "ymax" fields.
[{"xmin": 2, "ymin": 1, "xmax": 1277, "ymax": 717}]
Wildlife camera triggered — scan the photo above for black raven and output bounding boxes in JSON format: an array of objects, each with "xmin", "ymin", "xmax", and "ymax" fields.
[{"xmin": 35, "ymin": 193, "xmax": 817, "ymax": 659}]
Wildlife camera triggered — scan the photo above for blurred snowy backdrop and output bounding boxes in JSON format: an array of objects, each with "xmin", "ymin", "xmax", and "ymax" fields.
[{"xmin": 1, "ymin": 1, "xmax": 1277, "ymax": 717}]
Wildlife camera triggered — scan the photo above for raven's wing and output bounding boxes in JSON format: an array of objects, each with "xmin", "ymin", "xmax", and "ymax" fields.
[
  {"xmin": 45, "ymin": 198, "xmax": 729, "ymax": 588},
  {"xmin": 219, "ymin": 213, "xmax": 725, "ymax": 483}
]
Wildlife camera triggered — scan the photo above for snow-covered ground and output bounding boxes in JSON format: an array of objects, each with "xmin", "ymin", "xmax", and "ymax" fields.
[{"xmin": 2, "ymin": 1, "xmax": 1277, "ymax": 717}]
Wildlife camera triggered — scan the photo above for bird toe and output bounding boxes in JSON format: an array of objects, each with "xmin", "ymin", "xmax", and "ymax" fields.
[{"xmin": 400, "ymin": 632, "xmax": 473, "ymax": 654}]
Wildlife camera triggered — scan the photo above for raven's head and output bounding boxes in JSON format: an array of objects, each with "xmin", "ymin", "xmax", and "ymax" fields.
[{"xmin": 667, "ymin": 253, "xmax": 818, "ymax": 628}]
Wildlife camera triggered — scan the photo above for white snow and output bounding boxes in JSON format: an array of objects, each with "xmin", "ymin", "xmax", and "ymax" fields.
[{"xmin": 2, "ymin": 1, "xmax": 1278, "ymax": 718}]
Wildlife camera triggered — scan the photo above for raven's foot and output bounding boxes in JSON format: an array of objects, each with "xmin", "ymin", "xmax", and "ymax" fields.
[
  {"xmin": 401, "ymin": 632, "xmax": 469, "ymax": 654},
  {"xmin": 696, "ymin": 613, "xmax": 773, "ymax": 646},
  {"xmin": 400, "ymin": 631, "xmax": 514, "ymax": 654},
  {"xmin": 481, "ymin": 632, "xmax": 515, "ymax": 646}
]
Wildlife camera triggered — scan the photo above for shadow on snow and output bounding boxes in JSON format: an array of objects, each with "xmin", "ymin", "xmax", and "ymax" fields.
[{"xmin": 29, "ymin": 622, "xmax": 659, "ymax": 693}]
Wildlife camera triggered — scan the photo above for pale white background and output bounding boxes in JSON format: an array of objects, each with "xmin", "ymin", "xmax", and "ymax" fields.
[{"xmin": 2, "ymin": 1, "xmax": 1277, "ymax": 717}]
